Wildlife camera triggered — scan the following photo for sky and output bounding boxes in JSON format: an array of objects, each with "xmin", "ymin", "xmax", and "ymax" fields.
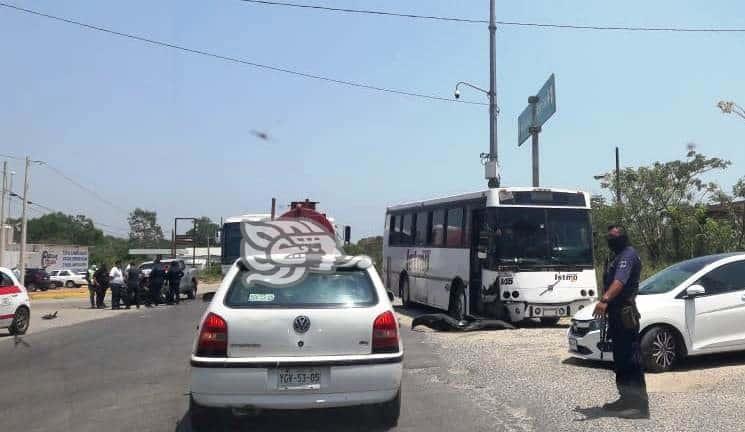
[{"xmin": 1, "ymin": 0, "xmax": 744, "ymax": 240}]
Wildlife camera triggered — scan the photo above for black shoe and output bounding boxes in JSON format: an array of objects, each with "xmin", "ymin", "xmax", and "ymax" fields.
[
  {"xmin": 617, "ymin": 406, "xmax": 650, "ymax": 419},
  {"xmin": 602, "ymin": 398, "xmax": 629, "ymax": 412}
]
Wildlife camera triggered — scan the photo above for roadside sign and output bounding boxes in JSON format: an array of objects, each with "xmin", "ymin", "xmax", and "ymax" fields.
[
  {"xmin": 534, "ymin": 74, "xmax": 556, "ymax": 128},
  {"xmin": 518, "ymin": 105, "xmax": 532, "ymax": 146},
  {"xmin": 517, "ymin": 73, "xmax": 556, "ymax": 147}
]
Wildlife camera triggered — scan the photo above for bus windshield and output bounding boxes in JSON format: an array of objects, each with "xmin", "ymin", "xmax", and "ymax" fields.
[{"xmin": 487, "ymin": 207, "xmax": 593, "ymax": 267}]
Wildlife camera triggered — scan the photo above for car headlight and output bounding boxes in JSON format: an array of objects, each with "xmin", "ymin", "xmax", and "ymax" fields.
[{"xmin": 588, "ymin": 320, "xmax": 600, "ymax": 331}]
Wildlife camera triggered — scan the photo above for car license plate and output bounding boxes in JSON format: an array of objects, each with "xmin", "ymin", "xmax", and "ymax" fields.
[
  {"xmin": 568, "ymin": 337, "xmax": 578, "ymax": 352},
  {"xmin": 277, "ymin": 368, "xmax": 322, "ymax": 390},
  {"xmin": 542, "ymin": 308, "xmax": 557, "ymax": 317}
]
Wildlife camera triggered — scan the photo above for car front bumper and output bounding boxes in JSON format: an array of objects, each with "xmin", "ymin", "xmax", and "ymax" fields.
[
  {"xmin": 190, "ymin": 356, "xmax": 403, "ymax": 410},
  {"xmin": 567, "ymin": 324, "xmax": 614, "ymax": 362}
]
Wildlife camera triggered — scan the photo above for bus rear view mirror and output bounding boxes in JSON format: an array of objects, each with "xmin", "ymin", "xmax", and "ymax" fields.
[{"xmin": 344, "ymin": 226, "xmax": 351, "ymax": 245}]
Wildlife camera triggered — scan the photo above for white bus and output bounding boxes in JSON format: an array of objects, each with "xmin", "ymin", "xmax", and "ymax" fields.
[{"xmin": 382, "ymin": 187, "xmax": 597, "ymax": 324}]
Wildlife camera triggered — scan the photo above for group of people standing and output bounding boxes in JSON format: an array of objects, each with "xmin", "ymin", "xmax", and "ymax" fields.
[{"xmin": 84, "ymin": 255, "xmax": 184, "ymax": 310}]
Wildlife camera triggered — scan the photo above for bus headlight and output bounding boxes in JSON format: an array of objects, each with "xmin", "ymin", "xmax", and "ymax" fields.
[
  {"xmin": 503, "ymin": 291, "xmax": 511, "ymax": 299},
  {"xmin": 511, "ymin": 291, "xmax": 519, "ymax": 298}
]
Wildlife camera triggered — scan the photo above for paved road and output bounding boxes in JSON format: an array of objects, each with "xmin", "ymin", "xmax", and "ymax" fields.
[{"xmin": 0, "ymin": 299, "xmax": 502, "ymax": 432}]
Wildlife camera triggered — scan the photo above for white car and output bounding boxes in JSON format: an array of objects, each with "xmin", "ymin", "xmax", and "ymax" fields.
[
  {"xmin": 189, "ymin": 256, "xmax": 402, "ymax": 430},
  {"xmin": 49, "ymin": 269, "xmax": 88, "ymax": 288},
  {"xmin": 568, "ymin": 252, "xmax": 745, "ymax": 372},
  {"xmin": 0, "ymin": 267, "xmax": 31, "ymax": 335}
]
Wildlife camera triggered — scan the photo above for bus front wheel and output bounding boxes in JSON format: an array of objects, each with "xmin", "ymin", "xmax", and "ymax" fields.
[
  {"xmin": 449, "ymin": 284, "xmax": 466, "ymax": 321},
  {"xmin": 400, "ymin": 278, "xmax": 411, "ymax": 307}
]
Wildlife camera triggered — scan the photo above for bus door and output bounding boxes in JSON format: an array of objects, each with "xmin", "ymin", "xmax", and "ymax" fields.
[{"xmin": 469, "ymin": 209, "xmax": 486, "ymax": 315}]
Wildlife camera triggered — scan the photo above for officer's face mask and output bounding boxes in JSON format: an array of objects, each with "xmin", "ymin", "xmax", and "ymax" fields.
[{"xmin": 606, "ymin": 234, "xmax": 628, "ymax": 254}]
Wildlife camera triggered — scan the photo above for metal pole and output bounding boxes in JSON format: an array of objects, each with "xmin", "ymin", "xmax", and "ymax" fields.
[
  {"xmin": 531, "ymin": 133, "xmax": 539, "ymax": 187},
  {"xmin": 19, "ymin": 156, "xmax": 30, "ymax": 285},
  {"xmin": 487, "ymin": 0, "xmax": 500, "ymax": 188},
  {"xmin": 0, "ymin": 161, "xmax": 7, "ymax": 267},
  {"xmin": 192, "ymin": 219, "xmax": 196, "ymax": 267},
  {"xmin": 615, "ymin": 147, "xmax": 621, "ymax": 204},
  {"xmin": 271, "ymin": 197, "xmax": 276, "ymax": 220}
]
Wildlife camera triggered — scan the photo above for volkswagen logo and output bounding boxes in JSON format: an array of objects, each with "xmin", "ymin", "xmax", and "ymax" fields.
[{"xmin": 293, "ymin": 316, "xmax": 311, "ymax": 333}]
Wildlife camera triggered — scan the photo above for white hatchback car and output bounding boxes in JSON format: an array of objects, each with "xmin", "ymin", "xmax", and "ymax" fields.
[
  {"xmin": 0, "ymin": 267, "xmax": 31, "ymax": 335},
  {"xmin": 569, "ymin": 252, "xmax": 745, "ymax": 372},
  {"xmin": 189, "ymin": 256, "xmax": 403, "ymax": 430}
]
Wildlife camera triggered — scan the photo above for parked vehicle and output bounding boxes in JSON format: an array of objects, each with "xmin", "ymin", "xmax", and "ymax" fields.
[
  {"xmin": 0, "ymin": 267, "xmax": 31, "ymax": 335},
  {"xmin": 138, "ymin": 259, "xmax": 198, "ymax": 299},
  {"xmin": 568, "ymin": 252, "xmax": 745, "ymax": 372},
  {"xmin": 49, "ymin": 269, "xmax": 88, "ymax": 288},
  {"xmin": 189, "ymin": 255, "xmax": 402, "ymax": 430},
  {"xmin": 24, "ymin": 268, "xmax": 51, "ymax": 292}
]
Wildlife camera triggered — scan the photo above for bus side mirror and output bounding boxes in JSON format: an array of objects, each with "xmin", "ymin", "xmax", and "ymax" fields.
[{"xmin": 344, "ymin": 226, "xmax": 351, "ymax": 245}]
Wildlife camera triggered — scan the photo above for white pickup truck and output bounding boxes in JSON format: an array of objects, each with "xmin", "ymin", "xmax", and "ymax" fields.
[{"xmin": 137, "ymin": 258, "xmax": 199, "ymax": 299}]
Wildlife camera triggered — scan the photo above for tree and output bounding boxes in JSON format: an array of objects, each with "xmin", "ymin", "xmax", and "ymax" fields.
[
  {"xmin": 24, "ymin": 212, "xmax": 104, "ymax": 245},
  {"xmin": 128, "ymin": 208, "xmax": 164, "ymax": 248},
  {"xmin": 185, "ymin": 216, "xmax": 220, "ymax": 246},
  {"xmin": 343, "ymin": 236, "xmax": 383, "ymax": 271},
  {"xmin": 596, "ymin": 150, "xmax": 731, "ymax": 264}
]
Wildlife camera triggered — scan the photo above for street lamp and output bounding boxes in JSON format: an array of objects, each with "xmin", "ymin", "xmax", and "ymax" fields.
[
  {"xmin": 717, "ymin": 100, "xmax": 745, "ymax": 121},
  {"xmin": 453, "ymin": 81, "xmax": 501, "ymax": 186}
]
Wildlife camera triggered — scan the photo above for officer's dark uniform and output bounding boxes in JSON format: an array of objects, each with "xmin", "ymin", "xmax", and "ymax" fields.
[
  {"xmin": 149, "ymin": 261, "xmax": 165, "ymax": 306},
  {"xmin": 166, "ymin": 264, "xmax": 184, "ymax": 304},
  {"xmin": 93, "ymin": 268, "xmax": 110, "ymax": 309},
  {"xmin": 126, "ymin": 266, "xmax": 141, "ymax": 309},
  {"xmin": 604, "ymin": 246, "xmax": 648, "ymax": 411}
]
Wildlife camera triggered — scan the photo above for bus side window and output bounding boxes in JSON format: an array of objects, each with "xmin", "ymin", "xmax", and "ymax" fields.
[
  {"xmin": 431, "ymin": 209, "xmax": 445, "ymax": 246},
  {"xmin": 402, "ymin": 213, "xmax": 414, "ymax": 246},
  {"xmin": 415, "ymin": 211, "xmax": 429, "ymax": 246},
  {"xmin": 389, "ymin": 215, "xmax": 398, "ymax": 245}
]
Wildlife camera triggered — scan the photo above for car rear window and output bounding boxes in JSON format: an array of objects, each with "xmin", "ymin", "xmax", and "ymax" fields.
[{"xmin": 225, "ymin": 269, "xmax": 378, "ymax": 308}]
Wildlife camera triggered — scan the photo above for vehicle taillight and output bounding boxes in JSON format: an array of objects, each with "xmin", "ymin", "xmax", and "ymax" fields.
[
  {"xmin": 372, "ymin": 311, "xmax": 399, "ymax": 354},
  {"xmin": 196, "ymin": 312, "xmax": 228, "ymax": 357}
]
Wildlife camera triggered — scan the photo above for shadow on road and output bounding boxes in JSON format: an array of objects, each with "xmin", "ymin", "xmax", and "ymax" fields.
[
  {"xmin": 572, "ymin": 406, "xmax": 625, "ymax": 421},
  {"xmin": 562, "ymin": 357, "xmax": 614, "ymax": 370},
  {"xmin": 174, "ymin": 407, "xmax": 394, "ymax": 432},
  {"xmin": 562, "ymin": 347, "xmax": 745, "ymax": 373}
]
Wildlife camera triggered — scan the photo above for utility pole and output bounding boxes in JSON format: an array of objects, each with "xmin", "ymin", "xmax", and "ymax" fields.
[
  {"xmin": 487, "ymin": 0, "xmax": 499, "ymax": 188},
  {"xmin": 0, "ymin": 161, "xmax": 7, "ymax": 267},
  {"xmin": 615, "ymin": 147, "xmax": 621, "ymax": 205},
  {"xmin": 18, "ymin": 156, "xmax": 30, "ymax": 285}
]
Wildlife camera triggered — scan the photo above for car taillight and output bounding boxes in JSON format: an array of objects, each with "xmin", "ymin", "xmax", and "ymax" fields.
[
  {"xmin": 196, "ymin": 312, "xmax": 228, "ymax": 357},
  {"xmin": 372, "ymin": 311, "xmax": 399, "ymax": 354}
]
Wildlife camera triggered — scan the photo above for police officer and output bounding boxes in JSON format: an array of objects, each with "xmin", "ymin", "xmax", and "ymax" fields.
[
  {"xmin": 166, "ymin": 261, "xmax": 184, "ymax": 305},
  {"xmin": 594, "ymin": 225, "xmax": 649, "ymax": 419},
  {"xmin": 149, "ymin": 255, "xmax": 165, "ymax": 306},
  {"xmin": 125, "ymin": 260, "xmax": 141, "ymax": 309},
  {"xmin": 93, "ymin": 264, "xmax": 110, "ymax": 309}
]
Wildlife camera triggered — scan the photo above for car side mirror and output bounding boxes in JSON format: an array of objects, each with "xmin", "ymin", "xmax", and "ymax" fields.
[
  {"xmin": 202, "ymin": 292, "xmax": 216, "ymax": 302},
  {"xmin": 685, "ymin": 284, "xmax": 706, "ymax": 298},
  {"xmin": 387, "ymin": 291, "xmax": 395, "ymax": 302}
]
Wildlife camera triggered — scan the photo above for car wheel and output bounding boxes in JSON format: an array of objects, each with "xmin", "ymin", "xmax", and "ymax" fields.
[
  {"xmin": 540, "ymin": 317, "xmax": 561, "ymax": 326},
  {"xmin": 65, "ymin": 280, "xmax": 75, "ymax": 288},
  {"xmin": 9, "ymin": 306, "xmax": 30, "ymax": 335},
  {"xmin": 377, "ymin": 389, "xmax": 401, "ymax": 428},
  {"xmin": 28, "ymin": 283, "xmax": 37, "ymax": 292},
  {"xmin": 400, "ymin": 278, "xmax": 411, "ymax": 307},
  {"xmin": 189, "ymin": 395, "xmax": 227, "ymax": 431},
  {"xmin": 448, "ymin": 284, "xmax": 467, "ymax": 321},
  {"xmin": 641, "ymin": 326, "xmax": 679, "ymax": 372}
]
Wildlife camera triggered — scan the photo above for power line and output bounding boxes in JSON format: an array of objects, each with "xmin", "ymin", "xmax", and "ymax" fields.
[
  {"xmin": 8, "ymin": 192, "xmax": 129, "ymax": 235},
  {"xmin": 239, "ymin": 0, "xmax": 745, "ymax": 33},
  {"xmin": 0, "ymin": 2, "xmax": 485, "ymax": 105},
  {"xmin": 42, "ymin": 163, "xmax": 130, "ymax": 216}
]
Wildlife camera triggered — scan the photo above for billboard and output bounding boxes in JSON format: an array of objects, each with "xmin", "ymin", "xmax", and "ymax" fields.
[{"xmin": 28, "ymin": 245, "xmax": 89, "ymax": 272}]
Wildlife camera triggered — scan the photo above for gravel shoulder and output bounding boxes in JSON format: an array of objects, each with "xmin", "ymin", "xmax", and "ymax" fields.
[{"xmin": 397, "ymin": 305, "xmax": 745, "ymax": 432}]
